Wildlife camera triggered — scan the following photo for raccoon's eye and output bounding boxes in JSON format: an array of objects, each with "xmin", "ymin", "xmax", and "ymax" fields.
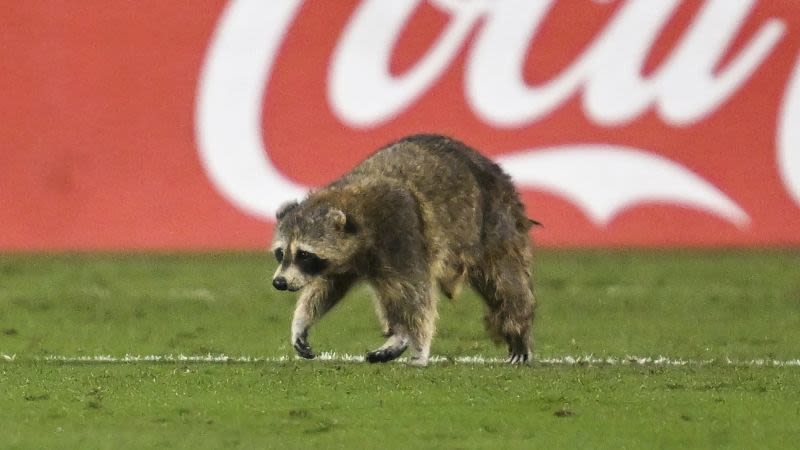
[
  {"xmin": 295, "ymin": 250, "xmax": 312, "ymax": 261},
  {"xmin": 274, "ymin": 248, "xmax": 284, "ymax": 262}
]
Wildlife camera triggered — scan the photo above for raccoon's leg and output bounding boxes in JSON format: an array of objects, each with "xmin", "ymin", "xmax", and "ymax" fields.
[
  {"xmin": 290, "ymin": 275, "xmax": 354, "ymax": 359},
  {"xmin": 371, "ymin": 295, "xmax": 393, "ymax": 338},
  {"xmin": 367, "ymin": 279, "xmax": 437, "ymax": 366},
  {"xmin": 366, "ymin": 286, "xmax": 409, "ymax": 363},
  {"xmin": 470, "ymin": 257, "xmax": 535, "ymax": 365},
  {"xmin": 406, "ymin": 282, "xmax": 438, "ymax": 366}
]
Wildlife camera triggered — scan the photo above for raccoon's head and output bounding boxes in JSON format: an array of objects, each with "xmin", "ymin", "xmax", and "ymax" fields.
[{"xmin": 270, "ymin": 200, "xmax": 359, "ymax": 291}]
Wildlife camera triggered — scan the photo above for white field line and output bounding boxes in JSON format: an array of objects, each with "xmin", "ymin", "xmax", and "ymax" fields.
[{"xmin": 2, "ymin": 352, "xmax": 799, "ymax": 367}]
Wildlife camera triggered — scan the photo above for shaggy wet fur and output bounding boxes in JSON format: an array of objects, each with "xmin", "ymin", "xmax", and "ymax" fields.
[{"xmin": 272, "ymin": 134, "xmax": 536, "ymax": 365}]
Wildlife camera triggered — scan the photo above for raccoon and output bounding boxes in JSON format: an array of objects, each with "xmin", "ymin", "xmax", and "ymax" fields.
[{"xmin": 271, "ymin": 134, "xmax": 537, "ymax": 366}]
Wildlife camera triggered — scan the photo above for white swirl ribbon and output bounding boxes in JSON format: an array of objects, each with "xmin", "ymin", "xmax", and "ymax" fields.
[{"xmin": 196, "ymin": 0, "xmax": 752, "ymax": 227}]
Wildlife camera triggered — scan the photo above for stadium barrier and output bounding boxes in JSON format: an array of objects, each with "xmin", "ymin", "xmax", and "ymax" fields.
[{"xmin": 3, "ymin": 0, "xmax": 799, "ymax": 249}]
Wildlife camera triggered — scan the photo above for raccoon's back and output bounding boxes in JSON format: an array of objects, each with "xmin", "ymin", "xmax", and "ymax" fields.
[
  {"xmin": 338, "ymin": 134, "xmax": 529, "ymax": 245},
  {"xmin": 345, "ymin": 134, "xmax": 511, "ymax": 192}
]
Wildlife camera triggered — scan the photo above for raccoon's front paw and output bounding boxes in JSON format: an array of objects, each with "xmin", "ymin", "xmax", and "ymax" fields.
[
  {"xmin": 365, "ymin": 344, "xmax": 407, "ymax": 364},
  {"xmin": 293, "ymin": 337, "xmax": 315, "ymax": 360}
]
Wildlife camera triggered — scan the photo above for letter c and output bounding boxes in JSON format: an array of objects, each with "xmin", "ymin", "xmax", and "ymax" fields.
[
  {"xmin": 779, "ymin": 53, "xmax": 800, "ymax": 208},
  {"xmin": 195, "ymin": 0, "xmax": 308, "ymax": 220}
]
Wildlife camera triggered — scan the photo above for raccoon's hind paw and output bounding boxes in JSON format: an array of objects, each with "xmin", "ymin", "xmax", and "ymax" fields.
[
  {"xmin": 293, "ymin": 338, "xmax": 315, "ymax": 360},
  {"xmin": 506, "ymin": 351, "xmax": 530, "ymax": 365},
  {"xmin": 506, "ymin": 334, "xmax": 531, "ymax": 365}
]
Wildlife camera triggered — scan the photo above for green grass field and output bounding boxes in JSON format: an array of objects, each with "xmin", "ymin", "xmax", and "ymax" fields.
[{"xmin": 2, "ymin": 250, "xmax": 799, "ymax": 448}]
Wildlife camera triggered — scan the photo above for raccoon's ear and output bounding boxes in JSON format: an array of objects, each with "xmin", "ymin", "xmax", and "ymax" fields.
[
  {"xmin": 276, "ymin": 200, "xmax": 299, "ymax": 221},
  {"xmin": 327, "ymin": 208, "xmax": 357, "ymax": 233}
]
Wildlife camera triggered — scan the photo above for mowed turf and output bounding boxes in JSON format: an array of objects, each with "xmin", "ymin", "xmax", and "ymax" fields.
[{"xmin": 1, "ymin": 250, "xmax": 799, "ymax": 448}]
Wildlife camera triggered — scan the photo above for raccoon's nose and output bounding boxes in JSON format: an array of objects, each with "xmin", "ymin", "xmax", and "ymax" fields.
[{"xmin": 273, "ymin": 276, "xmax": 288, "ymax": 291}]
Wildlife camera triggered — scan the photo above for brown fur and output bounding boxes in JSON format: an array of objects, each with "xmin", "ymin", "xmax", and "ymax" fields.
[{"xmin": 272, "ymin": 134, "xmax": 536, "ymax": 365}]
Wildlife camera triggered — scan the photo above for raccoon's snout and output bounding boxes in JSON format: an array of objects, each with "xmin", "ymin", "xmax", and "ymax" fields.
[{"xmin": 272, "ymin": 277, "xmax": 288, "ymax": 291}]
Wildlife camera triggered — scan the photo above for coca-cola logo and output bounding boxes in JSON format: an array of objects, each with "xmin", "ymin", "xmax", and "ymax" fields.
[{"xmin": 194, "ymin": 0, "xmax": 800, "ymax": 235}]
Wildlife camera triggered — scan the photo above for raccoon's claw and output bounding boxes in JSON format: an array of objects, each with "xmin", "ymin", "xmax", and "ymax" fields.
[
  {"xmin": 365, "ymin": 344, "xmax": 408, "ymax": 364},
  {"xmin": 506, "ymin": 336, "xmax": 531, "ymax": 365},
  {"xmin": 507, "ymin": 352, "xmax": 530, "ymax": 365},
  {"xmin": 293, "ymin": 338, "xmax": 315, "ymax": 360}
]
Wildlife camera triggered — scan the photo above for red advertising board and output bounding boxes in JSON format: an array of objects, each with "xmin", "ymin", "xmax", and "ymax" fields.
[{"xmin": 2, "ymin": 1, "xmax": 800, "ymax": 250}]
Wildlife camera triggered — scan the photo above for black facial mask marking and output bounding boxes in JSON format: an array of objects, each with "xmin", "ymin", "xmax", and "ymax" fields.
[{"xmin": 294, "ymin": 250, "xmax": 328, "ymax": 275}]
